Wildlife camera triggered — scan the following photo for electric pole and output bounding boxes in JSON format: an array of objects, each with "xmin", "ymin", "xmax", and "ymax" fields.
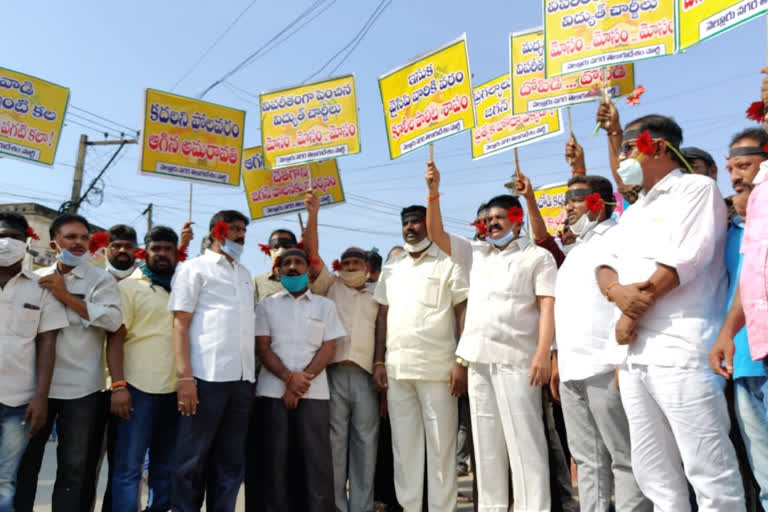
[
  {"xmin": 66, "ymin": 134, "xmax": 138, "ymax": 214},
  {"xmin": 143, "ymin": 203, "xmax": 153, "ymax": 232}
]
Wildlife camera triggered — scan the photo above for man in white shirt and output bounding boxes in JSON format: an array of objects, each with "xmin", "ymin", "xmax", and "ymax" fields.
[
  {"xmin": 254, "ymin": 247, "xmax": 346, "ymax": 511},
  {"xmin": 15, "ymin": 214, "xmax": 122, "ymax": 512},
  {"xmin": 596, "ymin": 114, "xmax": 745, "ymax": 510},
  {"xmin": 373, "ymin": 204, "xmax": 469, "ymax": 512},
  {"xmin": 301, "ymin": 192, "xmax": 380, "ymax": 512},
  {"xmin": 0, "ymin": 212, "xmax": 68, "ymax": 512},
  {"xmin": 425, "ymin": 162, "xmax": 557, "ymax": 512},
  {"xmin": 168, "ymin": 210, "xmax": 255, "ymax": 512},
  {"xmin": 552, "ymin": 175, "xmax": 651, "ymax": 512}
]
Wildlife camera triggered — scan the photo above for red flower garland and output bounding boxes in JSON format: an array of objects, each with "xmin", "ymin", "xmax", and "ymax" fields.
[
  {"xmin": 507, "ymin": 207, "xmax": 524, "ymax": 224},
  {"xmin": 764, "ymin": 142, "xmax": 768, "ymax": 154},
  {"xmin": 89, "ymin": 231, "xmax": 110, "ymax": 254},
  {"xmin": 258, "ymin": 243, "xmax": 271, "ymax": 256},
  {"xmin": 134, "ymin": 248, "xmax": 147, "ymax": 260},
  {"xmin": 626, "ymin": 85, "xmax": 645, "ymax": 106},
  {"xmin": 176, "ymin": 245, "xmax": 188, "ymax": 262},
  {"xmin": 746, "ymin": 101, "xmax": 765, "ymax": 122},
  {"xmin": 211, "ymin": 221, "xmax": 229, "ymax": 241},
  {"xmin": 470, "ymin": 220, "xmax": 488, "ymax": 236},
  {"xmin": 636, "ymin": 130, "xmax": 655, "ymax": 155},
  {"xmin": 332, "ymin": 259, "xmax": 341, "ymax": 272},
  {"xmin": 26, "ymin": 226, "xmax": 39, "ymax": 240},
  {"xmin": 585, "ymin": 193, "xmax": 604, "ymax": 213}
]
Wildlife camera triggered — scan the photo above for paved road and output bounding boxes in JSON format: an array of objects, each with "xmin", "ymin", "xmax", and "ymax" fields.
[{"xmin": 32, "ymin": 440, "xmax": 475, "ymax": 511}]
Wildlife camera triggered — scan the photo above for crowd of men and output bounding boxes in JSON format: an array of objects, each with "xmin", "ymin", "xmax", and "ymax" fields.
[{"xmin": 0, "ymin": 73, "xmax": 767, "ymax": 512}]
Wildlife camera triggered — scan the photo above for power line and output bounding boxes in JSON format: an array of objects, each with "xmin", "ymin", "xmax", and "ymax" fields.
[
  {"xmin": 66, "ymin": 111, "xmax": 125, "ymax": 139},
  {"xmin": 327, "ymin": 1, "xmax": 390, "ymax": 77},
  {"xmin": 70, "ymin": 105, "xmax": 137, "ymax": 133},
  {"xmin": 198, "ymin": 0, "xmax": 331, "ymax": 99},
  {"xmin": 170, "ymin": 0, "xmax": 259, "ymax": 92}
]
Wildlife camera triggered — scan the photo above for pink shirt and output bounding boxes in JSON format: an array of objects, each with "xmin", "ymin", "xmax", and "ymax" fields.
[{"xmin": 741, "ymin": 181, "xmax": 768, "ymax": 361}]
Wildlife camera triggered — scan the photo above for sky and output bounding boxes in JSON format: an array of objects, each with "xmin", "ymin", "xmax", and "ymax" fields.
[{"xmin": 2, "ymin": 0, "xmax": 765, "ymax": 275}]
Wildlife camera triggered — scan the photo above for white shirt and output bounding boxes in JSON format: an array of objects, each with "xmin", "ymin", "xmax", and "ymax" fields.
[
  {"xmin": 311, "ymin": 265, "xmax": 378, "ymax": 373},
  {"xmin": 254, "ymin": 289, "xmax": 346, "ymax": 399},
  {"xmin": 555, "ymin": 219, "xmax": 620, "ymax": 382},
  {"xmin": 168, "ymin": 250, "xmax": 256, "ymax": 382},
  {"xmin": 600, "ymin": 170, "xmax": 728, "ymax": 368},
  {"xmin": 36, "ymin": 262, "xmax": 122, "ymax": 399},
  {"xmin": 0, "ymin": 270, "xmax": 69, "ymax": 406},
  {"xmin": 450, "ymin": 234, "xmax": 557, "ymax": 367},
  {"xmin": 373, "ymin": 242, "xmax": 469, "ymax": 381}
]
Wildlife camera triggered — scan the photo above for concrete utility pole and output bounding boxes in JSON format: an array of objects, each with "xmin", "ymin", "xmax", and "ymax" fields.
[
  {"xmin": 143, "ymin": 203, "xmax": 153, "ymax": 232},
  {"xmin": 67, "ymin": 135, "xmax": 138, "ymax": 214}
]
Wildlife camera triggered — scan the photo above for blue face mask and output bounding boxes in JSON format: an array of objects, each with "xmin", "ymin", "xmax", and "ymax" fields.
[
  {"xmin": 488, "ymin": 228, "xmax": 516, "ymax": 247},
  {"xmin": 221, "ymin": 239, "xmax": 244, "ymax": 261},
  {"xmin": 281, "ymin": 273, "xmax": 308, "ymax": 293},
  {"xmin": 56, "ymin": 247, "xmax": 90, "ymax": 267}
]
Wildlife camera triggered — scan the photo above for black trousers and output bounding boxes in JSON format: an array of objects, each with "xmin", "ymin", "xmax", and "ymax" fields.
[
  {"xmin": 257, "ymin": 397, "xmax": 334, "ymax": 512},
  {"xmin": 14, "ymin": 391, "xmax": 109, "ymax": 512},
  {"xmin": 171, "ymin": 379, "xmax": 252, "ymax": 512}
]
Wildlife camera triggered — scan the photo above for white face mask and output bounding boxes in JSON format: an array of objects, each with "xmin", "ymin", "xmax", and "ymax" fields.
[
  {"xmin": 403, "ymin": 238, "xmax": 431, "ymax": 254},
  {"xmin": 221, "ymin": 239, "xmax": 244, "ymax": 261},
  {"xmin": 569, "ymin": 213, "xmax": 599, "ymax": 237},
  {"xmin": 0, "ymin": 238, "xmax": 27, "ymax": 266},
  {"xmin": 105, "ymin": 258, "xmax": 137, "ymax": 280},
  {"xmin": 617, "ymin": 157, "xmax": 644, "ymax": 186},
  {"xmin": 55, "ymin": 244, "xmax": 91, "ymax": 268}
]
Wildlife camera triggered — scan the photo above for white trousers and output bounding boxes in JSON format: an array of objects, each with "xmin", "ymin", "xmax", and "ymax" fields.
[
  {"xmin": 619, "ymin": 364, "xmax": 746, "ymax": 512},
  {"xmin": 468, "ymin": 363, "xmax": 550, "ymax": 512},
  {"xmin": 387, "ymin": 378, "xmax": 458, "ymax": 512}
]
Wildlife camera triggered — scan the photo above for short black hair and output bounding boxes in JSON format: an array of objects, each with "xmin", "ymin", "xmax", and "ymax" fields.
[
  {"xmin": 476, "ymin": 202, "xmax": 488, "ymax": 216},
  {"xmin": 108, "ymin": 224, "xmax": 137, "ymax": 244},
  {"xmin": 730, "ymin": 127, "xmax": 768, "ymax": 148},
  {"xmin": 625, "ymin": 114, "xmax": 684, "ymax": 165},
  {"xmin": 50, "ymin": 214, "xmax": 90, "ymax": 240},
  {"xmin": 0, "ymin": 212, "xmax": 29, "ymax": 235},
  {"xmin": 367, "ymin": 249, "xmax": 383, "ymax": 273},
  {"xmin": 567, "ymin": 175, "xmax": 615, "ymax": 218},
  {"xmin": 145, "ymin": 225, "xmax": 178, "ymax": 246},
  {"xmin": 485, "ymin": 194, "xmax": 522, "ymax": 211},
  {"xmin": 401, "ymin": 205, "xmax": 426, "ymax": 221},
  {"xmin": 208, "ymin": 210, "xmax": 249, "ymax": 231},
  {"xmin": 269, "ymin": 229, "xmax": 296, "ymax": 243}
]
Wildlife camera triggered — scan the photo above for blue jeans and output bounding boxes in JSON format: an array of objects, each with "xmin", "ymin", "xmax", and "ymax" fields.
[
  {"xmin": 0, "ymin": 403, "xmax": 28, "ymax": 512},
  {"xmin": 112, "ymin": 386, "xmax": 177, "ymax": 512},
  {"xmin": 734, "ymin": 376, "xmax": 768, "ymax": 509}
]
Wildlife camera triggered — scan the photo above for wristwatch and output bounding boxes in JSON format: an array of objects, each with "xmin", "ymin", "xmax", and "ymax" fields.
[{"xmin": 455, "ymin": 356, "xmax": 469, "ymax": 368}]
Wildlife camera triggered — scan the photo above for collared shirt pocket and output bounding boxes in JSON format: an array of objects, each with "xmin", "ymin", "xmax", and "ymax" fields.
[
  {"xmin": 308, "ymin": 316, "xmax": 325, "ymax": 351},
  {"xmin": 419, "ymin": 276, "xmax": 441, "ymax": 308},
  {"xmin": 13, "ymin": 303, "xmax": 41, "ymax": 338}
]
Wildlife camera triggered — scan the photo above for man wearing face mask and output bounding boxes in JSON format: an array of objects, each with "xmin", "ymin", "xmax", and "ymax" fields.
[
  {"xmin": 105, "ymin": 226, "xmax": 184, "ymax": 512},
  {"xmin": 254, "ymin": 246, "xmax": 346, "ymax": 511},
  {"xmin": 425, "ymin": 162, "xmax": 557, "ymax": 512},
  {"xmin": 595, "ymin": 115, "xmax": 744, "ymax": 510},
  {"xmin": 301, "ymin": 192, "xmax": 380, "ymax": 512},
  {"xmin": 373, "ymin": 202, "xmax": 469, "ymax": 512},
  {"xmin": 552, "ymin": 175, "xmax": 651, "ymax": 512},
  {"xmin": 168, "ymin": 210, "xmax": 255, "ymax": 511},
  {"xmin": 254, "ymin": 229, "xmax": 297, "ymax": 303},
  {"xmin": 0, "ymin": 213, "xmax": 68, "ymax": 512},
  {"xmin": 15, "ymin": 214, "xmax": 122, "ymax": 512},
  {"xmin": 104, "ymin": 225, "xmax": 139, "ymax": 281}
]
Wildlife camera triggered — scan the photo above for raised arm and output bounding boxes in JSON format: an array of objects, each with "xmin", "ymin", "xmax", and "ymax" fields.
[
  {"xmin": 303, "ymin": 190, "xmax": 324, "ymax": 279},
  {"xmin": 596, "ymin": 99, "xmax": 625, "ymax": 189},
  {"xmin": 565, "ymin": 135, "xmax": 586, "ymax": 175},
  {"xmin": 424, "ymin": 160, "xmax": 451, "ymax": 255},
  {"xmin": 517, "ymin": 172, "xmax": 549, "ymax": 243}
]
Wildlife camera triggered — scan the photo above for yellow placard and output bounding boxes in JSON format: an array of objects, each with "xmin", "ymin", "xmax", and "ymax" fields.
[
  {"xmin": 0, "ymin": 68, "xmax": 69, "ymax": 166},
  {"xmin": 471, "ymin": 74, "xmax": 563, "ymax": 160},
  {"xmin": 533, "ymin": 182, "xmax": 568, "ymax": 235},
  {"xmin": 260, "ymin": 75, "xmax": 360, "ymax": 170},
  {"xmin": 139, "ymin": 89, "xmax": 245, "ymax": 186},
  {"xmin": 678, "ymin": 0, "xmax": 768, "ymax": 51},
  {"xmin": 378, "ymin": 35, "xmax": 476, "ymax": 160},
  {"xmin": 511, "ymin": 28, "xmax": 635, "ymax": 113},
  {"xmin": 241, "ymin": 146, "xmax": 345, "ymax": 220},
  {"xmin": 543, "ymin": 0, "xmax": 676, "ymax": 77}
]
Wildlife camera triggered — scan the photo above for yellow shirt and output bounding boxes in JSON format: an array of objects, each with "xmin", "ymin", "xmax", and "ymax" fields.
[{"xmin": 119, "ymin": 268, "xmax": 176, "ymax": 394}]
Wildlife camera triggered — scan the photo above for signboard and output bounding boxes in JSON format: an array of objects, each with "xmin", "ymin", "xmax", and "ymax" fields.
[
  {"xmin": 378, "ymin": 35, "xmax": 475, "ymax": 159},
  {"xmin": 0, "ymin": 67, "xmax": 69, "ymax": 166},
  {"xmin": 260, "ymin": 74, "xmax": 360, "ymax": 170},
  {"xmin": 241, "ymin": 146, "xmax": 345, "ymax": 220},
  {"xmin": 533, "ymin": 181, "xmax": 568, "ymax": 235},
  {"xmin": 139, "ymin": 89, "xmax": 245, "ymax": 186},
  {"xmin": 511, "ymin": 28, "xmax": 635, "ymax": 113},
  {"xmin": 678, "ymin": 0, "xmax": 768, "ymax": 50},
  {"xmin": 471, "ymin": 73, "xmax": 563, "ymax": 159},
  {"xmin": 543, "ymin": 0, "xmax": 676, "ymax": 77}
]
